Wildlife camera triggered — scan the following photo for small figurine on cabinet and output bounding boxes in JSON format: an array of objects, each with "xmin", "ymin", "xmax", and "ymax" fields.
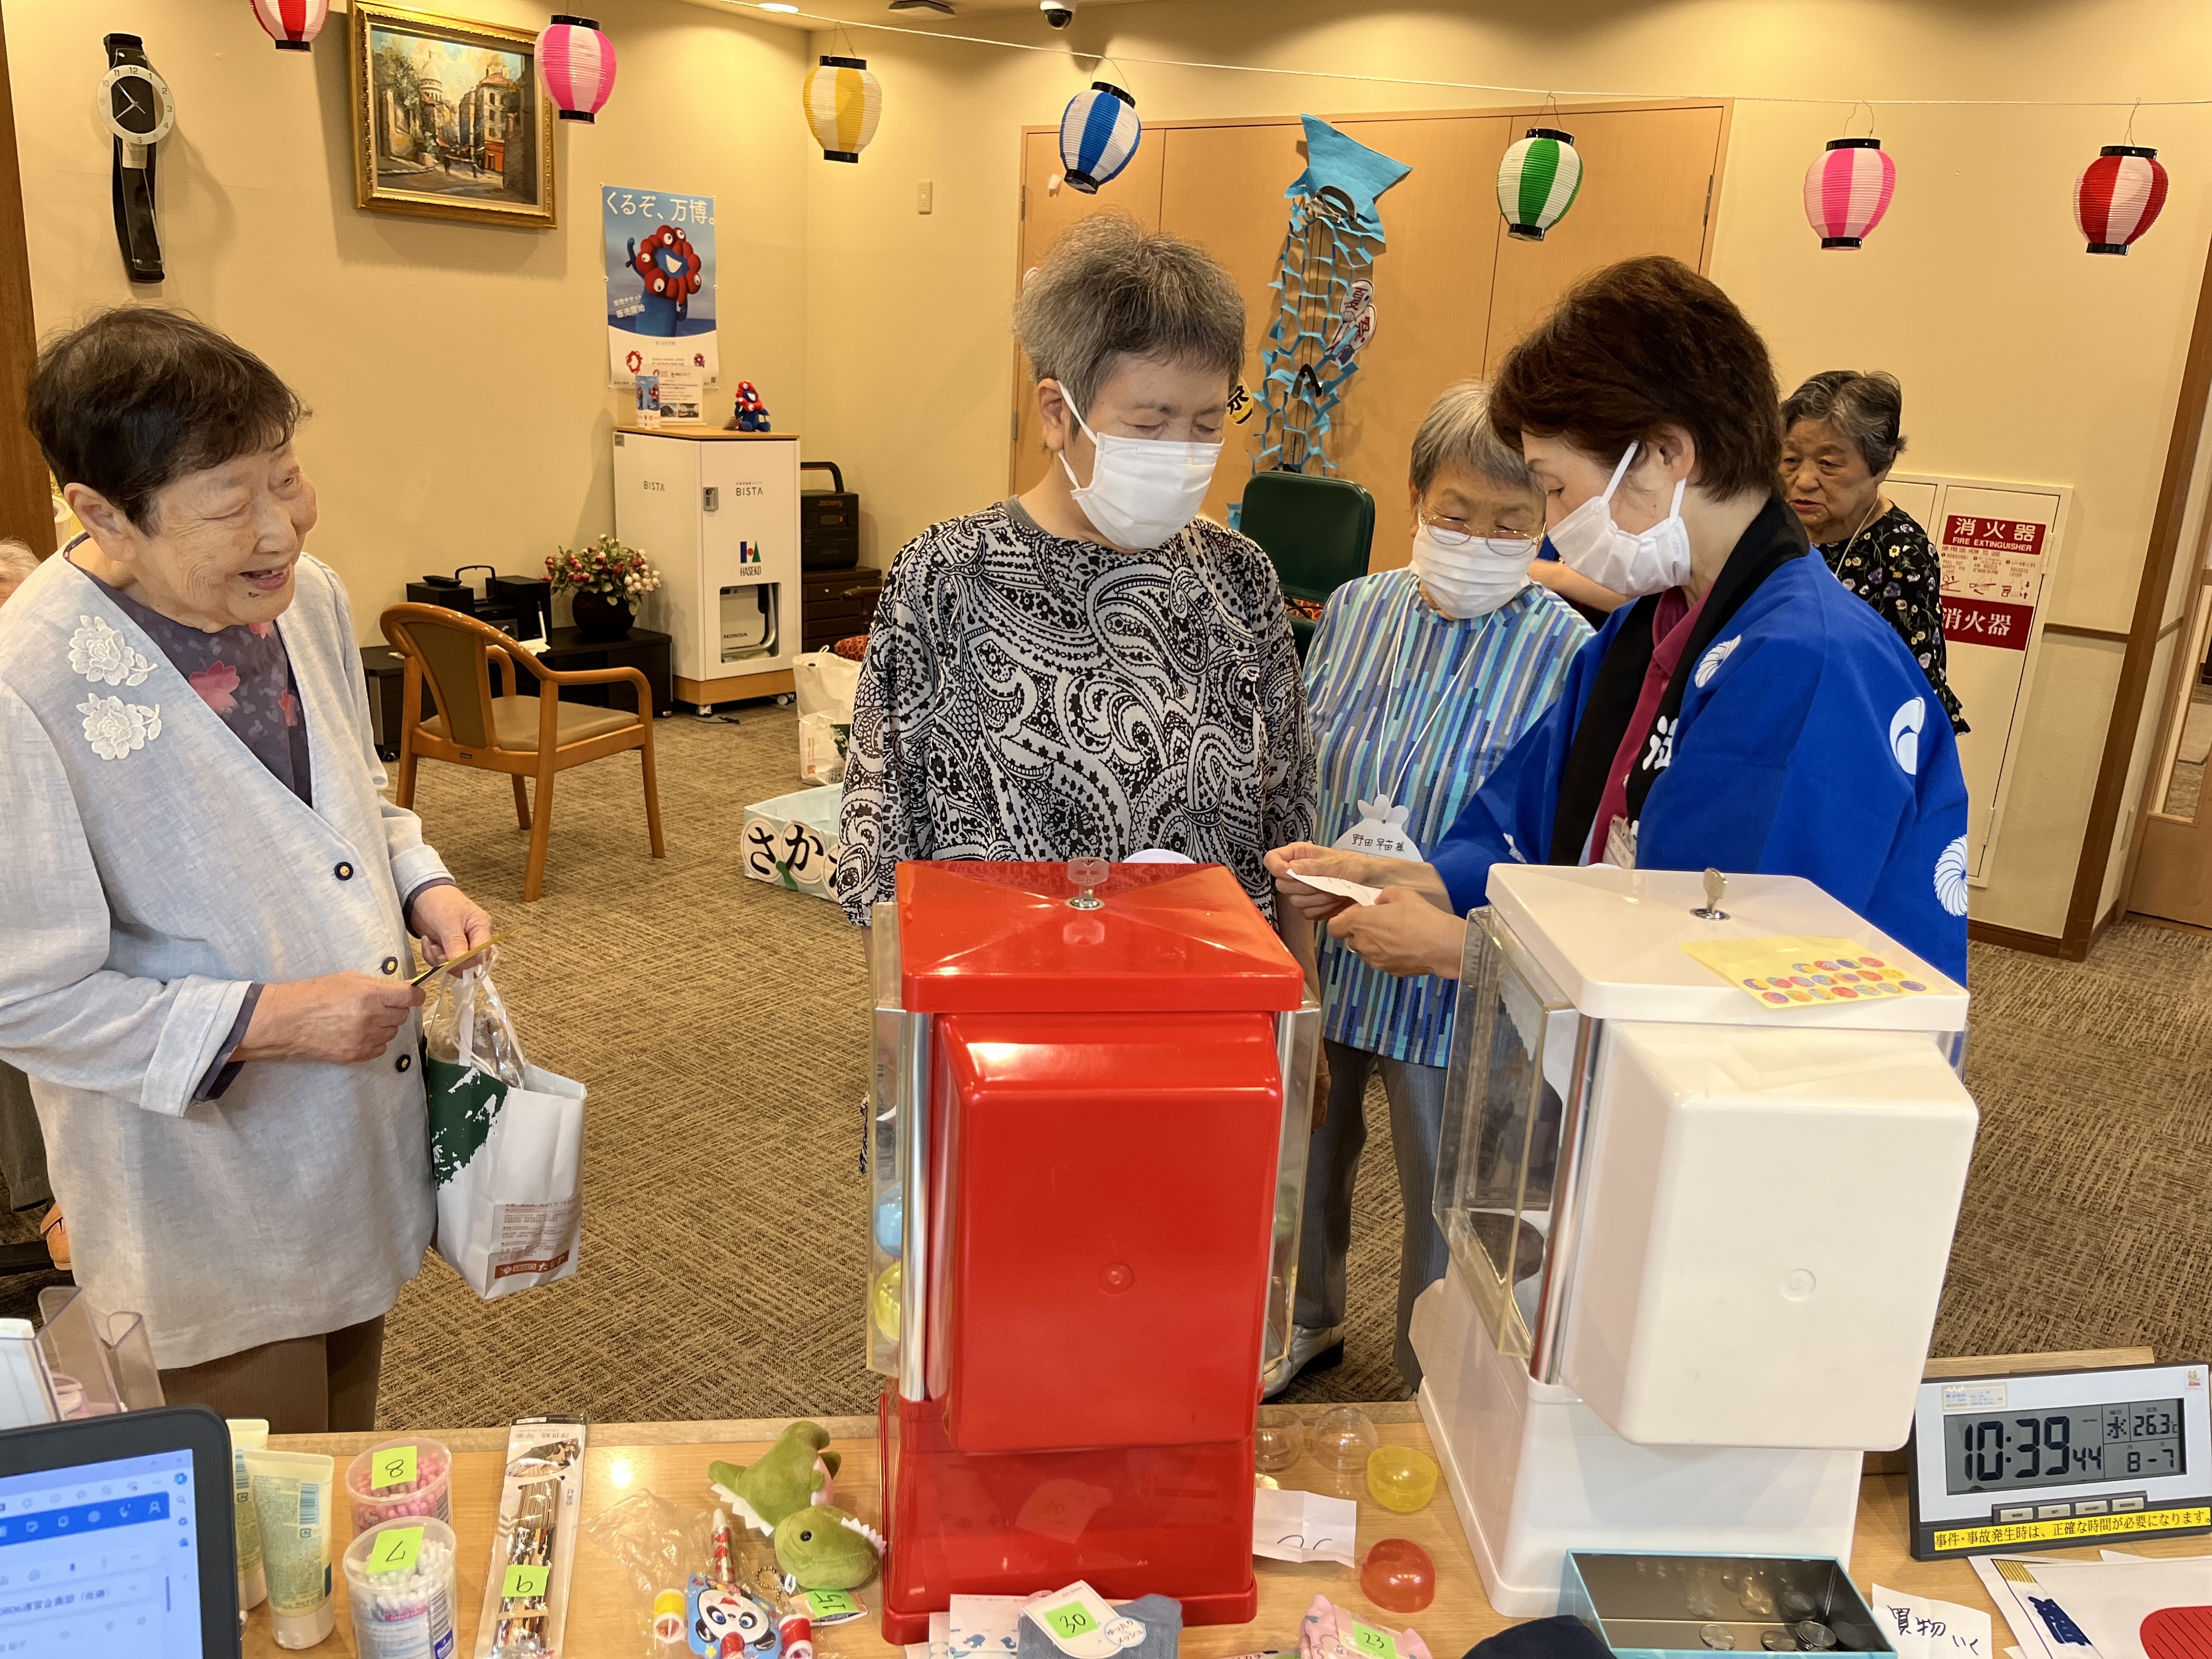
[{"xmin": 733, "ymin": 381, "xmax": 772, "ymax": 432}]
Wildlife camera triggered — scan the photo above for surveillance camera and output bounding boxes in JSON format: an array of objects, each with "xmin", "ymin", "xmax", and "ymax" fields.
[{"xmin": 1041, "ymin": 0, "xmax": 1074, "ymax": 26}]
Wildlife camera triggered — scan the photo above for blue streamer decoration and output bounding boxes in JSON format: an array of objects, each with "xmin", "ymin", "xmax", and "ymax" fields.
[{"xmin": 1255, "ymin": 116, "xmax": 1412, "ymax": 477}]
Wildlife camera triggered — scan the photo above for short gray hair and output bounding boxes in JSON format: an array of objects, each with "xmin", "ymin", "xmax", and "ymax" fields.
[
  {"xmin": 1014, "ymin": 215, "xmax": 1245, "ymax": 416},
  {"xmin": 1781, "ymin": 370, "xmax": 1906, "ymax": 474},
  {"xmin": 0, "ymin": 539, "xmax": 36, "ymax": 582},
  {"xmin": 1412, "ymin": 381, "xmax": 1540, "ymax": 500}
]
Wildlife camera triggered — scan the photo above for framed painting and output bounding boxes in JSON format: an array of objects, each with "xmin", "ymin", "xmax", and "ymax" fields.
[{"xmin": 349, "ymin": 3, "xmax": 556, "ymax": 228}]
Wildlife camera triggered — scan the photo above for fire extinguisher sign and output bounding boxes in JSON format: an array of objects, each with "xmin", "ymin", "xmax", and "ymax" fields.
[{"xmin": 1888, "ymin": 473, "xmax": 2071, "ymax": 894}]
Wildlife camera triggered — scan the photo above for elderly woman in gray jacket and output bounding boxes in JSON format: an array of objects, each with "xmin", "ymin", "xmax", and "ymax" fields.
[{"xmin": 0, "ymin": 308, "xmax": 492, "ymax": 1432}]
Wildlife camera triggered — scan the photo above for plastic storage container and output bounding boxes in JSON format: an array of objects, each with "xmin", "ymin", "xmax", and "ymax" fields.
[
  {"xmin": 346, "ymin": 1438, "xmax": 453, "ymax": 1532},
  {"xmin": 344, "ymin": 1516, "xmax": 461, "ymax": 1659}
]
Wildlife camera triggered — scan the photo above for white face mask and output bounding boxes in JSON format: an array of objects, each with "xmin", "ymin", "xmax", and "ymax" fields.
[
  {"xmin": 1546, "ymin": 441, "xmax": 1692, "ymax": 597},
  {"xmin": 1057, "ymin": 396, "xmax": 1222, "ymax": 551},
  {"xmin": 1408, "ymin": 520, "xmax": 1532, "ymax": 619}
]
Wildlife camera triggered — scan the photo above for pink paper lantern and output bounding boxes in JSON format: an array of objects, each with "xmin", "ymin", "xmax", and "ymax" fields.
[
  {"xmin": 538, "ymin": 14, "xmax": 617, "ymax": 125},
  {"xmin": 2076, "ymin": 145, "xmax": 2169, "ymax": 255},
  {"xmin": 1803, "ymin": 137, "xmax": 1895, "ymax": 250},
  {"xmin": 249, "ymin": 0, "xmax": 330, "ymax": 51}
]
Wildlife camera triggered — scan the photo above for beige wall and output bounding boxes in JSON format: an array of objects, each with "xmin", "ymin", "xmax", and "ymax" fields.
[
  {"xmin": 798, "ymin": 0, "xmax": 2212, "ymax": 941},
  {"xmin": 11, "ymin": 0, "xmax": 2206, "ymax": 941},
  {"xmin": 5, "ymin": 0, "xmax": 809, "ymax": 638}
]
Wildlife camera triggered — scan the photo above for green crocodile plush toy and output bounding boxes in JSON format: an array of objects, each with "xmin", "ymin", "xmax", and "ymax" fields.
[
  {"xmin": 774, "ymin": 1505, "xmax": 883, "ymax": 1592},
  {"xmin": 709, "ymin": 1420, "xmax": 841, "ymax": 1537}
]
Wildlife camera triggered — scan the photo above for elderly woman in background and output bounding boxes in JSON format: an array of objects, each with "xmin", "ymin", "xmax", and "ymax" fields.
[
  {"xmin": 834, "ymin": 215, "xmax": 1315, "ymax": 947},
  {"xmin": 0, "ymin": 539, "xmax": 60, "ymax": 1262},
  {"xmin": 1276, "ymin": 382, "xmax": 1589, "ymax": 1395},
  {"xmin": 1781, "ymin": 370, "xmax": 1966, "ymax": 731},
  {"xmin": 0, "ymin": 308, "xmax": 492, "ymax": 1432}
]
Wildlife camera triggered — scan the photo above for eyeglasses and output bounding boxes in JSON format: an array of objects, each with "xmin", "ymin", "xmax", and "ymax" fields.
[{"xmin": 1418, "ymin": 506, "xmax": 1543, "ymax": 548}]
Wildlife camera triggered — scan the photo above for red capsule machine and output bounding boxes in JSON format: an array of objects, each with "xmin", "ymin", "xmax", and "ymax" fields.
[{"xmin": 864, "ymin": 859, "xmax": 1320, "ymax": 1645}]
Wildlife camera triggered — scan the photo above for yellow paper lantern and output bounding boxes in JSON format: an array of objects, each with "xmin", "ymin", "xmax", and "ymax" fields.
[{"xmin": 803, "ymin": 55, "xmax": 882, "ymax": 163}]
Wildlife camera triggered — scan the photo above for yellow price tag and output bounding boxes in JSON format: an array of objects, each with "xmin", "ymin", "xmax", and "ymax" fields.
[
  {"xmin": 369, "ymin": 1525, "xmax": 424, "ymax": 1575},
  {"xmin": 371, "ymin": 1445, "xmax": 418, "ymax": 1492},
  {"xmin": 503, "ymin": 1564, "xmax": 551, "ymax": 1600}
]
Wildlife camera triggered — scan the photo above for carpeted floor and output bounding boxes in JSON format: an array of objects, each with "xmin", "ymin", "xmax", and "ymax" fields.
[{"xmin": 3, "ymin": 709, "xmax": 2209, "ymax": 1421}]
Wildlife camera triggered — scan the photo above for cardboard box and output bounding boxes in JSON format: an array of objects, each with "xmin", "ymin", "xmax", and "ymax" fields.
[{"xmin": 742, "ymin": 785, "xmax": 842, "ymax": 900}]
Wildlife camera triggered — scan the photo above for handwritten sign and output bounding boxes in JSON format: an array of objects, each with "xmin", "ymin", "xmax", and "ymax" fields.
[
  {"xmin": 370, "ymin": 1445, "xmax": 417, "ymax": 1492},
  {"xmin": 503, "ymin": 1564, "xmax": 551, "ymax": 1601},
  {"xmin": 369, "ymin": 1525, "xmax": 424, "ymax": 1575},
  {"xmin": 1344, "ymin": 1622, "xmax": 1402, "ymax": 1659}
]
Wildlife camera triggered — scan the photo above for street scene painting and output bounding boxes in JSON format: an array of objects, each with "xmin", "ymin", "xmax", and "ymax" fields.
[{"xmin": 349, "ymin": 5, "xmax": 556, "ymax": 228}]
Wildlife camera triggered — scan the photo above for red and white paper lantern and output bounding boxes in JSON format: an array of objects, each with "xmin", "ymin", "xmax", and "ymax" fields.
[
  {"xmin": 538, "ymin": 15, "xmax": 617, "ymax": 124},
  {"xmin": 1802, "ymin": 137, "xmax": 1895, "ymax": 250},
  {"xmin": 2075, "ymin": 145, "xmax": 2169, "ymax": 255},
  {"xmin": 249, "ymin": 0, "xmax": 330, "ymax": 51}
]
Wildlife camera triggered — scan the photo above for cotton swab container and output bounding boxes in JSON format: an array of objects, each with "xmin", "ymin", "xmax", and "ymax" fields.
[
  {"xmin": 343, "ymin": 1516, "xmax": 460, "ymax": 1659},
  {"xmin": 346, "ymin": 1437, "xmax": 454, "ymax": 1531}
]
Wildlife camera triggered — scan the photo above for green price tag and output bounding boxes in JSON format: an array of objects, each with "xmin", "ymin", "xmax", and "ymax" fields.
[
  {"xmin": 1043, "ymin": 1601, "xmax": 1099, "ymax": 1642},
  {"xmin": 503, "ymin": 1564, "xmax": 551, "ymax": 1601},
  {"xmin": 371, "ymin": 1446, "xmax": 418, "ymax": 1492},
  {"xmin": 368, "ymin": 1525, "xmax": 424, "ymax": 1575},
  {"xmin": 1347, "ymin": 1623, "xmax": 1401, "ymax": 1659},
  {"xmin": 806, "ymin": 1590, "xmax": 861, "ymax": 1619}
]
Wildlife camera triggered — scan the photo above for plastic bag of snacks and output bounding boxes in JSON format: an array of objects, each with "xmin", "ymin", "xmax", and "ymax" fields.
[{"xmin": 422, "ymin": 960, "xmax": 587, "ymax": 1301}]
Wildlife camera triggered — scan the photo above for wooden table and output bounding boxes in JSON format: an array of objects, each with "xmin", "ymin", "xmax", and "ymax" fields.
[{"xmin": 249, "ymin": 1403, "xmax": 2212, "ymax": 1657}]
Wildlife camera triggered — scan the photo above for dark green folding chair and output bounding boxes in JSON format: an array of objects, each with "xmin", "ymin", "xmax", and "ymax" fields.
[{"xmin": 1236, "ymin": 471, "xmax": 1377, "ymax": 662}]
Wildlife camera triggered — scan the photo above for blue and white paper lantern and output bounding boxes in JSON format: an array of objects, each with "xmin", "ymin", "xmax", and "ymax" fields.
[{"xmin": 1059, "ymin": 82, "xmax": 1142, "ymax": 194}]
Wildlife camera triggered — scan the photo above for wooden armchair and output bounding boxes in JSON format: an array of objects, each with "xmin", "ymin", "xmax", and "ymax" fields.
[{"xmin": 381, "ymin": 603, "xmax": 666, "ymax": 901}]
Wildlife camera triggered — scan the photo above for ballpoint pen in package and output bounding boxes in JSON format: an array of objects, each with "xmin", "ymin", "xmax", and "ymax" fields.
[{"xmin": 474, "ymin": 1416, "xmax": 590, "ymax": 1658}]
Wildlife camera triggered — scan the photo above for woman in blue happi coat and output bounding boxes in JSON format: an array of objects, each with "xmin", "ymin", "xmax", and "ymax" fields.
[{"xmin": 1267, "ymin": 255, "xmax": 1970, "ymax": 985}]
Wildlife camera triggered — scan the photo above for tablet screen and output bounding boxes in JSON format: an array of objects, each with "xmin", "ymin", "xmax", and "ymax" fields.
[{"xmin": 0, "ymin": 1445, "xmax": 208, "ymax": 1651}]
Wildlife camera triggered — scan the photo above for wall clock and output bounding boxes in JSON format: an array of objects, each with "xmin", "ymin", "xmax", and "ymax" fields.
[{"xmin": 100, "ymin": 34, "xmax": 173, "ymax": 283}]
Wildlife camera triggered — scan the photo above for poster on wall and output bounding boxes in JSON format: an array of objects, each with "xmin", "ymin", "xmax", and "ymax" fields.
[
  {"xmin": 1888, "ymin": 474, "xmax": 2072, "ymax": 890},
  {"xmin": 603, "ymin": 184, "xmax": 718, "ymax": 387}
]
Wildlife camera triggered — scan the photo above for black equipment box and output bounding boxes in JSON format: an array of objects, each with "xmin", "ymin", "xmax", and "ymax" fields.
[{"xmin": 801, "ymin": 460, "xmax": 860, "ymax": 573}]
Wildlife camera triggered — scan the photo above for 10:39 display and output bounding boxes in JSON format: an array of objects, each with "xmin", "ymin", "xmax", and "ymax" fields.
[{"xmin": 1946, "ymin": 1398, "xmax": 2186, "ymax": 1494}]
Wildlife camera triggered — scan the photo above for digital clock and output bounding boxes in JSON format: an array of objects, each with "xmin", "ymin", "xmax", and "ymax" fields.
[{"xmin": 1908, "ymin": 1361, "xmax": 2211, "ymax": 1559}]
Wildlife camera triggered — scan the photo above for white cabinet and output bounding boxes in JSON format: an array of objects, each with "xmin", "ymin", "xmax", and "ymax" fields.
[{"xmin": 613, "ymin": 426, "xmax": 802, "ymax": 708}]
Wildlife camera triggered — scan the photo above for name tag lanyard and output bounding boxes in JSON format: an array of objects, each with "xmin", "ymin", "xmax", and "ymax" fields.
[{"xmin": 1330, "ymin": 583, "xmax": 1482, "ymax": 853}]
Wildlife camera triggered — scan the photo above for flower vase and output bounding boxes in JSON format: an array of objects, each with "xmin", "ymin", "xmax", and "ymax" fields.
[{"xmin": 571, "ymin": 591, "xmax": 634, "ymax": 642}]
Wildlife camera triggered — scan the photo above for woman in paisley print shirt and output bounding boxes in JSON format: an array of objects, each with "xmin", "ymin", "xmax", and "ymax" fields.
[
  {"xmin": 1780, "ymin": 370, "xmax": 1967, "ymax": 731},
  {"xmin": 834, "ymin": 216, "xmax": 1316, "ymax": 950}
]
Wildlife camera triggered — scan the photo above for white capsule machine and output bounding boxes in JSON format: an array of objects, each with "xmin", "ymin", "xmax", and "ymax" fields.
[{"xmin": 1412, "ymin": 865, "xmax": 1978, "ymax": 1616}]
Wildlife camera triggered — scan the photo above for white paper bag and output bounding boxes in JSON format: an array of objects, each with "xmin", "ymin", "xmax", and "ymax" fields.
[
  {"xmin": 424, "ymin": 967, "xmax": 586, "ymax": 1300},
  {"xmin": 794, "ymin": 650, "xmax": 861, "ymax": 785}
]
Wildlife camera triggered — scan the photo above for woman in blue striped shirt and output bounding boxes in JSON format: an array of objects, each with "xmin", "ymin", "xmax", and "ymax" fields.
[{"xmin": 1267, "ymin": 383, "xmax": 1590, "ymax": 1394}]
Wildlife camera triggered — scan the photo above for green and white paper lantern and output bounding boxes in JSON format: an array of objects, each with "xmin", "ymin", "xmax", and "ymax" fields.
[{"xmin": 1497, "ymin": 127, "xmax": 1583, "ymax": 242}]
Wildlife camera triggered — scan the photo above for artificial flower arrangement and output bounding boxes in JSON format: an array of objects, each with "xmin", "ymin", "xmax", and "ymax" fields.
[{"xmin": 545, "ymin": 533, "xmax": 663, "ymax": 601}]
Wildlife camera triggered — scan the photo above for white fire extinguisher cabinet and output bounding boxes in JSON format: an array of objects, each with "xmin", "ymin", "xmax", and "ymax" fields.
[{"xmin": 613, "ymin": 425, "xmax": 803, "ymax": 710}]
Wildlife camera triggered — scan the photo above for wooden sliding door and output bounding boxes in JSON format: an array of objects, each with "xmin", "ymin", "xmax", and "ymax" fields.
[
  {"xmin": 1483, "ymin": 103, "xmax": 1728, "ymax": 376},
  {"xmin": 1012, "ymin": 99, "xmax": 1729, "ymax": 573}
]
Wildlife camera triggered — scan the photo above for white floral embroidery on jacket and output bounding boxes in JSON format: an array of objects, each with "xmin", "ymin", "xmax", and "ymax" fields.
[
  {"xmin": 77, "ymin": 693, "xmax": 162, "ymax": 760},
  {"xmin": 67, "ymin": 616, "xmax": 153, "ymax": 687}
]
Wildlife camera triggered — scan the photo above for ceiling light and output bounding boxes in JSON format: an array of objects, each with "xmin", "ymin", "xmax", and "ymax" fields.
[
  {"xmin": 889, "ymin": 0, "xmax": 954, "ymax": 10},
  {"xmin": 760, "ymin": 3, "xmax": 799, "ymax": 10}
]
